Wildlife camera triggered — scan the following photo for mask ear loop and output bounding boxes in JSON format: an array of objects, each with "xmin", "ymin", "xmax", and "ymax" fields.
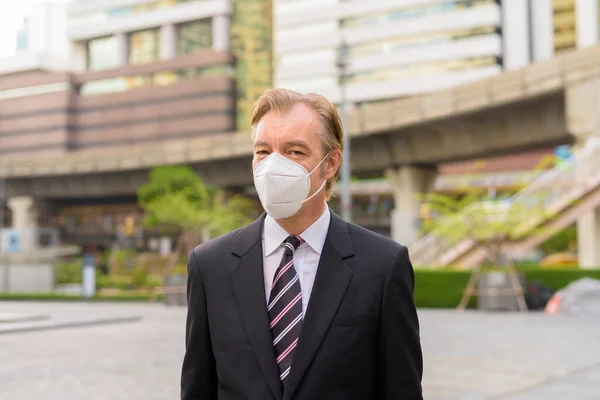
[
  {"xmin": 308, "ymin": 151, "xmax": 332, "ymax": 175},
  {"xmin": 302, "ymin": 179, "xmax": 327, "ymax": 204},
  {"xmin": 302, "ymin": 151, "xmax": 332, "ymax": 204}
]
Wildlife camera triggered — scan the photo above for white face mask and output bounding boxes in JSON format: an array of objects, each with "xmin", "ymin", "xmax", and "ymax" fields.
[{"xmin": 253, "ymin": 152, "xmax": 330, "ymax": 219}]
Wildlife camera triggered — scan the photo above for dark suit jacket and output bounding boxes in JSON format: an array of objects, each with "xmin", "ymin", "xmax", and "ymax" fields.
[{"xmin": 181, "ymin": 212, "xmax": 423, "ymax": 400}]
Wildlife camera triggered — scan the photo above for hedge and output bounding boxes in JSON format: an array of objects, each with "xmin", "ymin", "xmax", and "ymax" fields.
[
  {"xmin": 0, "ymin": 293, "xmax": 164, "ymax": 302},
  {"xmin": 414, "ymin": 267, "xmax": 600, "ymax": 308},
  {"xmin": 3, "ymin": 267, "xmax": 599, "ymax": 308}
]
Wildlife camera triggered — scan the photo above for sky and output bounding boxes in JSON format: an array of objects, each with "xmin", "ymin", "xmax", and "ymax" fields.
[{"xmin": 0, "ymin": 0, "xmax": 70, "ymax": 58}]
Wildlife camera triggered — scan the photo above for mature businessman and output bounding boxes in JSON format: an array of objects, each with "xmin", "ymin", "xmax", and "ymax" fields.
[{"xmin": 181, "ymin": 88, "xmax": 423, "ymax": 400}]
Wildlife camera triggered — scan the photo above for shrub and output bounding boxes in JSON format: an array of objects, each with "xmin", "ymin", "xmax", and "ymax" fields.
[
  {"xmin": 55, "ymin": 260, "xmax": 83, "ymax": 285},
  {"xmin": 96, "ymin": 275, "xmax": 131, "ymax": 291},
  {"xmin": 538, "ymin": 225, "xmax": 577, "ymax": 255},
  {"xmin": 0, "ymin": 293, "xmax": 163, "ymax": 302},
  {"xmin": 414, "ymin": 266, "xmax": 600, "ymax": 309},
  {"xmin": 108, "ymin": 248, "xmax": 137, "ymax": 275},
  {"xmin": 96, "ymin": 273, "xmax": 162, "ymax": 290},
  {"xmin": 131, "ymin": 267, "xmax": 149, "ymax": 289},
  {"xmin": 171, "ymin": 264, "xmax": 188, "ymax": 276}
]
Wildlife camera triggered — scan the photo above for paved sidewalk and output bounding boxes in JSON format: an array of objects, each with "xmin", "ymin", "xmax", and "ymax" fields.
[
  {"xmin": 498, "ymin": 363, "xmax": 600, "ymax": 400},
  {"xmin": 0, "ymin": 302, "xmax": 141, "ymax": 334},
  {"xmin": 420, "ymin": 310, "xmax": 600, "ymax": 399},
  {"xmin": 0, "ymin": 302, "xmax": 598, "ymax": 400}
]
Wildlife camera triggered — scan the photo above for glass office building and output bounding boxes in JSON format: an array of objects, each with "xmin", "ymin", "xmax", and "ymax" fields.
[
  {"xmin": 69, "ymin": 0, "xmax": 201, "ymax": 28},
  {"xmin": 69, "ymin": 0, "xmax": 232, "ymax": 96},
  {"xmin": 274, "ymin": 0, "xmax": 600, "ymax": 106},
  {"xmin": 274, "ymin": 0, "xmax": 508, "ymax": 104}
]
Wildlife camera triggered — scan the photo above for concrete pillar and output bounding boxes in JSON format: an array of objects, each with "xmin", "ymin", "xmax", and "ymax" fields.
[
  {"xmin": 501, "ymin": 0, "xmax": 530, "ymax": 69},
  {"xmin": 577, "ymin": 206, "xmax": 600, "ymax": 268},
  {"xmin": 576, "ymin": 0, "xmax": 599, "ymax": 48},
  {"xmin": 7, "ymin": 196, "xmax": 38, "ymax": 252},
  {"xmin": 567, "ymin": 74, "xmax": 600, "ymax": 268},
  {"xmin": 530, "ymin": 0, "xmax": 554, "ymax": 61},
  {"xmin": 160, "ymin": 23, "xmax": 177, "ymax": 59},
  {"xmin": 212, "ymin": 14, "xmax": 230, "ymax": 51},
  {"xmin": 115, "ymin": 32, "xmax": 129, "ymax": 66},
  {"xmin": 566, "ymin": 76, "xmax": 600, "ymax": 147},
  {"xmin": 386, "ymin": 166, "xmax": 437, "ymax": 246}
]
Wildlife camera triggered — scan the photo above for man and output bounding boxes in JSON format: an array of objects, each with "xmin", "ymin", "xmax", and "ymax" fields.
[{"xmin": 181, "ymin": 89, "xmax": 423, "ymax": 400}]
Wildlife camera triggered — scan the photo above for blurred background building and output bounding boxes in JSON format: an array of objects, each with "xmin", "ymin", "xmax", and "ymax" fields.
[
  {"xmin": 273, "ymin": 0, "xmax": 598, "ymax": 105},
  {"xmin": 0, "ymin": 0, "xmax": 599, "ymax": 260},
  {"xmin": 16, "ymin": 0, "xmax": 69, "ymax": 58}
]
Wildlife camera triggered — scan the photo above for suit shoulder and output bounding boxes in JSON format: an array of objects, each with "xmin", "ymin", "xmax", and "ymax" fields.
[{"xmin": 344, "ymin": 222, "xmax": 411, "ymax": 280}]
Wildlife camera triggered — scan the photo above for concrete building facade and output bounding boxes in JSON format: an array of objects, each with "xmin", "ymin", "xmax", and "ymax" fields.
[
  {"xmin": 3, "ymin": 0, "xmax": 600, "ymax": 265},
  {"xmin": 1, "ymin": 0, "xmax": 239, "ymax": 159},
  {"xmin": 16, "ymin": 1, "xmax": 69, "ymax": 58},
  {"xmin": 273, "ymin": 0, "xmax": 600, "ymax": 105},
  {"xmin": 0, "ymin": 52, "xmax": 235, "ymax": 159},
  {"xmin": 66, "ymin": 0, "xmax": 233, "ymax": 82}
]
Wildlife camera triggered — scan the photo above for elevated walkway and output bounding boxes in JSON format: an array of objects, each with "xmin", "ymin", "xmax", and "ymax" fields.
[
  {"xmin": 410, "ymin": 141, "xmax": 600, "ymax": 268},
  {"xmin": 3, "ymin": 44, "xmax": 600, "ymax": 180}
]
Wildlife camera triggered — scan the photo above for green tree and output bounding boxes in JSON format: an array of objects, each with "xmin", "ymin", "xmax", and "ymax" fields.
[
  {"xmin": 422, "ymin": 189, "xmax": 550, "ymax": 266},
  {"xmin": 138, "ymin": 165, "xmax": 257, "ymax": 273},
  {"xmin": 419, "ymin": 154, "xmax": 559, "ymax": 266},
  {"xmin": 538, "ymin": 225, "xmax": 577, "ymax": 255},
  {"xmin": 419, "ymin": 156, "xmax": 560, "ymax": 311}
]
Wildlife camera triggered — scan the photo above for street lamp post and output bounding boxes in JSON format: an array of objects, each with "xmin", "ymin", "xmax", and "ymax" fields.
[
  {"xmin": 337, "ymin": 40, "xmax": 352, "ymax": 223},
  {"xmin": 0, "ymin": 177, "xmax": 5, "ymax": 289},
  {"xmin": 0, "ymin": 177, "xmax": 4, "ymax": 250}
]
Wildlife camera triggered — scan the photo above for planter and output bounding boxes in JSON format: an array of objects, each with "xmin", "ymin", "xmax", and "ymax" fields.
[
  {"xmin": 164, "ymin": 274, "xmax": 187, "ymax": 306},
  {"xmin": 477, "ymin": 271, "xmax": 526, "ymax": 311}
]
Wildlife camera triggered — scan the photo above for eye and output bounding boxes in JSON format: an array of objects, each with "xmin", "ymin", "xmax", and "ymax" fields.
[
  {"xmin": 255, "ymin": 150, "xmax": 270, "ymax": 156},
  {"xmin": 290, "ymin": 150, "xmax": 304, "ymax": 156}
]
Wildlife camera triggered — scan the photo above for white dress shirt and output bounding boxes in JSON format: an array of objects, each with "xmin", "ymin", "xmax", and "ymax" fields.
[{"xmin": 262, "ymin": 207, "xmax": 330, "ymax": 316}]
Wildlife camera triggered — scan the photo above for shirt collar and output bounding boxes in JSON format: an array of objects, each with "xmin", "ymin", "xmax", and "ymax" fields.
[{"xmin": 263, "ymin": 207, "xmax": 331, "ymax": 257}]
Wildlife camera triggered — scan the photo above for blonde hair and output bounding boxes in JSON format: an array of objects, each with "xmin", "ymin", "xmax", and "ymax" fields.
[{"xmin": 250, "ymin": 88, "xmax": 344, "ymax": 200}]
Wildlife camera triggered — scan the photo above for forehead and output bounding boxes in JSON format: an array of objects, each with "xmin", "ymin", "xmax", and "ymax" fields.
[{"xmin": 254, "ymin": 103, "xmax": 319, "ymax": 143}]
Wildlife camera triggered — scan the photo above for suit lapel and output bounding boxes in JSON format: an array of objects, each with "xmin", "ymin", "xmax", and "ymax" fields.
[
  {"xmin": 229, "ymin": 214, "xmax": 283, "ymax": 400},
  {"xmin": 284, "ymin": 212, "xmax": 355, "ymax": 400}
]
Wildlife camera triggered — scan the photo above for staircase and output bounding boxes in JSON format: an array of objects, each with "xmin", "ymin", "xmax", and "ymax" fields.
[{"xmin": 409, "ymin": 140, "xmax": 600, "ymax": 268}]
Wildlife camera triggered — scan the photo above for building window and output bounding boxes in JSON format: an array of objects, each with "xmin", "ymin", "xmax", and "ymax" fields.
[
  {"xmin": 345, "ymin": 56, "xmax": 498, "ymax": 85},
  {"xmin": 88, "ymin": 36, "xmax": 119, "ymax": 71},
  {"xmin": 340, "ymin": 0, "xmax": 495, "ymax": 29},
  {"xmin": 16, "ymin": 30, "xmax": 29, "ymax": 53},
  {"xmin": 129, "ymin": 28, "xmax": 160, "ymax": 65},
  {"xmin": 178, "ymin": 19, "xmax": 212, "ymax": 55},
  {"xmin": 80, "ymin": 65, "xmax": 234, "ymax": 96},
  {"xmin": 348, "ymin": 25, "xmax": 497, "ymax": 58},
  {"xmin": 70, "ymin": 0, "xmax": 202, "ymax": 27}
]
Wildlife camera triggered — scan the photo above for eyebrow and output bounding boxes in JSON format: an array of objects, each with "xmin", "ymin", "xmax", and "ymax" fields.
[
  {"xmin": 253, "ymin": 140, "xmax": 311, "ymax": 152},
  {"xmin": 285, "ymin": 141, "xmax": 311, "ymax": 151},
  {"xmin": 254, "ymin": 141, "xmax": 269, "ymax": 148}
]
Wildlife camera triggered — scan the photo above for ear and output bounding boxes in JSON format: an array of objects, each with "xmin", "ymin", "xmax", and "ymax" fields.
[{"xmin": 323, "ymin": 149, "xmax": 342, "ymax": 180}]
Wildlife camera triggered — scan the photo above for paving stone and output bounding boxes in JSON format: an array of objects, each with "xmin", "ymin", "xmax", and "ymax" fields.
[
  {"xmin": 0, "ymin": 304, "xmax": 599, "ymax": 399},
  {"xmin": 0, "ymin": 313, "xmax": 48, "ymax": 323}
]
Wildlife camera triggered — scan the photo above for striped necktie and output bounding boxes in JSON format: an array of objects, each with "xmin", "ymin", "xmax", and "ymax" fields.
[{"xmin": 268, "ymin": 235, "xmax": 304, "ymax": 389}]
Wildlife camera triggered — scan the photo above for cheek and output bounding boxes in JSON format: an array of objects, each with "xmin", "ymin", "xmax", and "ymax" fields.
[
  {"xmin": 319, "ymin": 164, "xmax": 327, "ymax": 178},
  {"xmin": 252, "ymin": 156, "xmax": 262, "ymax": 167}
]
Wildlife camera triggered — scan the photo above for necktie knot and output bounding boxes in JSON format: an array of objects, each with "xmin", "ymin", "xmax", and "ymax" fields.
[{"xmin": 283, "ymin": 236, "xmax": 304, "ymax": 255}]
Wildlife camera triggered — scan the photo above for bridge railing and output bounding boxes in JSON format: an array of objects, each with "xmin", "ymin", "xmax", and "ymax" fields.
[
  {"xmin": 409, "ymin": 200, "xmax": 510, "ymax": 267},
  {"xmin": 410, "ymin": 140, "xmax": 600, "ymax": 267},
  {"xmin": 409, "ymin": 160, "xmax": 571, "ymax": 267}
]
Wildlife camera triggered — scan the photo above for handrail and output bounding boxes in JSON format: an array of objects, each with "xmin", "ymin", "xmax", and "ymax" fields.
[{"xmin": 411, "ymin": 142, "xmax": 600, "ymax": 267}]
